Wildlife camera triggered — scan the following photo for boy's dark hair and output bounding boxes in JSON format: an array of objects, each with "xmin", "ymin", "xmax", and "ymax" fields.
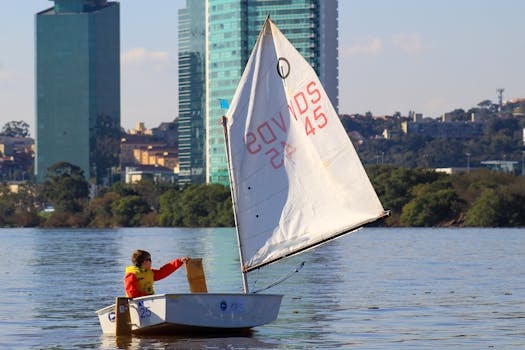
[{"xmin": 132, "ymin": 250, "xmax": 151, "ymax": 267}]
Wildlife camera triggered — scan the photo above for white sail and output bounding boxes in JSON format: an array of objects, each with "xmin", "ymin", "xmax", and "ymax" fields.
[{"xmin": 226, "ymin": 19, "xmax": 386, "ymax": 272}]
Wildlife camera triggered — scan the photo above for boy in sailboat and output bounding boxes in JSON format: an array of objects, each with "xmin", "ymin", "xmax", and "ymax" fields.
[{"xmin": 124, "ymin": 250, "xmax": 190, "ymax": 298}]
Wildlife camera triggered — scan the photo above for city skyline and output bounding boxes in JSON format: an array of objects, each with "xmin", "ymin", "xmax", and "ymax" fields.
[{"xmin": 2, "ymin": 0, "xmax": 525, "ymax": 137}]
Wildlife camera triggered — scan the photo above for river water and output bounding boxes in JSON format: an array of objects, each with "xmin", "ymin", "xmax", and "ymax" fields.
[{"xmin": 0, "ymin": 227, "xmax": 523, "ymax": 349}]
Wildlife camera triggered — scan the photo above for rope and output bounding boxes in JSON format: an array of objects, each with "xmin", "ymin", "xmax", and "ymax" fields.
[{"xmin": 252, "ymin": 261, "xmax": 305, "ymax": 294}]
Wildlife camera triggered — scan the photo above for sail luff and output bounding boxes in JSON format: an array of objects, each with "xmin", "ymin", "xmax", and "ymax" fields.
[{"xmin": 224, "ymin": 19, "xmax": 274, "ymax": 290}]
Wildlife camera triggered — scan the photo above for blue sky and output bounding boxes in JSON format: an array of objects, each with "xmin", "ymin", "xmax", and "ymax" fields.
[{"xmin": 1, "ymin": 0, "xmax": 524, "ymax": 136}]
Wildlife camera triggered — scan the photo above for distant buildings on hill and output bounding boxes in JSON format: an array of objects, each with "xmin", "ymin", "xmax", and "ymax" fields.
[
  {"xmin": 3, "ymin": 105, "xmax": 525, "ymax": 185},
  {"xmin": 398, "ymin": 115, "xmax": 484, "ymax": 140},
  {"xmin": 121, "ymin": 121, "xmax": 179, "ymax": 184},
  {"xmin": 0, "ymin": 136, "xmax": 34, "ymax": 181}
]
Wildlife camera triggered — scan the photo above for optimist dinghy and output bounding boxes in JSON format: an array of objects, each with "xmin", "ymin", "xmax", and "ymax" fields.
[{"xmin": 96, "ymin": 18, "xmax": 387, "ymax": 336}]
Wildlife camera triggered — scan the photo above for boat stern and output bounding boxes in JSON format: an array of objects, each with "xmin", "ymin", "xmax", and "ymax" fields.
[{"xmin": 95, "ymin": 303, "xmax": 117, "ymax": 335}]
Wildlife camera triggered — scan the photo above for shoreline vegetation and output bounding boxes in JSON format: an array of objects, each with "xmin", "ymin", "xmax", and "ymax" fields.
[{"xmin": 1, "ymin": 162, "xmax": 524, "ymax": 228}]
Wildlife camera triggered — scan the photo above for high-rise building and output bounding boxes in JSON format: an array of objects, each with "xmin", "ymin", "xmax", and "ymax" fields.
[
  {"xmin": 178, "ymin": 0, "xmax": 207, "ymax": 186},
  {"xmin": 35, "ymin": 0, "xmax": 120, "ymax": 184},
  {"xmin": 178, "ymin": 0, "xmax": 338, "ymax": 186}
]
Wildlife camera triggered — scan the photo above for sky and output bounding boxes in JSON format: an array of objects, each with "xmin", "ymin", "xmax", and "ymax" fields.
[{"xmin": 1, "ymin": 0, "xmax": 524, "ymax": 137}]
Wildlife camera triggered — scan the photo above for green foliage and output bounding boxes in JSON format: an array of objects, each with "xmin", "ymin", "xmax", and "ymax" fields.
[
  {"xmin": 400, "ymin": 180, "xmax": 462, "ymax": 226},
  {"xmin": 420, "ymin": 138, "xmax": 464, "ymax": 167},
  {"xmin": 111, "ymin": 195, "xmax": 151, "ymax": 227},
  {"xmin": 158, "ymin": 184, "xmax": 233, "ymax": 227},
  {"xmin": 344, "ymin": 107, "xmax": 525, "ymax": 169},
  {"xmin": 133, "ymin": 179, "xmax": 177, "ymax": 211},
  {"xmin": 87, "ymin": 192, "xmax": 120, "ymax": 227},
  {"xmin": 367, "ymin": 166, "xmax": 525, "ymax": 227},
  {"xmin": 39, "ymin": 162, "xmax": 89, "ymax": 213},
  {"xmin": 43, "ymin": 211, "xmax": 89, "ymax": 228},
  {"xmin": 464, "ymin": 185, "xmax": 525, "ymax": 227},
  {"xmin": 4, "ymin": 162, "xmax": 525, "ymax": 228},
  {"xmin": 0, "ymin": 196, "xmax": 16, "ymax": 226},
  {"xmin": 158, "ymin": 189, "xmax": 182, "ymax": 226},
  {"xmin": 367, "ymin": 165, "xmax": 443, "ymax": 224},
  {"xmin": 107, "ymin": 181, "xmax": 138, "ymax": 197}
]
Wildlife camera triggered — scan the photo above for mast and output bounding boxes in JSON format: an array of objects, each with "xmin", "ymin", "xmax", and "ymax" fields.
[{"xmin": 221, "ymin": 116, "xmax": 250, "ymax": 293}]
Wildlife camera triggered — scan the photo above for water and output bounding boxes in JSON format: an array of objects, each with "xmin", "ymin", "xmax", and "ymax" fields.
[{"xmin": 0, "ymin": 227, "xmax": 524, "ymax": 349}]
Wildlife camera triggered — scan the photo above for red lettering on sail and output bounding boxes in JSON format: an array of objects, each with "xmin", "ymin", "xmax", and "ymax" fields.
[
  {"xmin": 257, "ymin": 122, "xmax": 277, "ymax": 144},
  {"xmin": 272, "ymin": 112, "xmax": 287, "ymax": 133},
  {"xmin": 304, "ymin": 117, "xmax": 316, "ymax": 136},
  {"xmin": 243, "ymin": 79, "xmax": 330, "ymax": 168},
  {"xmin": 265, "ymin": 147, "xmax": 283, "ymax": 169},
  {"xmin": 294, "ymin": 92, "xmax": 309, "ymax": 115},
  {"xmin": 307, "ymin": 81, "xmax": 321, "ymax": 104},
  {"xmin": 313, "ymin": 106, "xmax": 327, "ymax": 129},
  {"xmin": 288, "ymin": 102, "xmax": 298, "ymax": 121},
  {"xmin": 245, "ymin": 131, "xmax": 261, "ymax": 154}
]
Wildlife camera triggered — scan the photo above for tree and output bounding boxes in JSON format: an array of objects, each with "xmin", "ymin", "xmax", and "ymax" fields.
[
  {"xmin": 178, "ymin": 184, "xmax": 233, "ymax": 227},
  {"xmin": 367, "ymin": 165, "xmax": 443, "ymax": 218},
  {"xmin": 400, "ymin": 181, "xmax": 462, "ymax": 226},
  {"xmin": 87, "ymin": 192, "xmax": 120, "ymax": 227},
  {"xmin": 464, "ymin": 187, "xmax": 525, "ymax": 227},
  {"xmin": 0, "ymin": 120, "xmax": 30, "ymax": 138},
  {"xmin": 39, "ymin": 162, "xmax": 89, "ymax": 213},
  {"xmin": 0, "ymin": 195, "xmax": 16, "ymax": 226},
  {"xmin": 158, "ymin": 184, "xmax": 233, "ymax": 227},
  {"xmin": 111, "ymin": 195, "xmax": 151, "ymax": 227},
  {"xmin": 158, "ymin": 189, "xmax": 182, "ymax": 226},
  {"xmin": 420, "ymin": 138, "xmax": 464, "ymax": 167},
  {"xmin": 133, "ymin": 179, "xmax": 177, "ymax": 211},
  {"xmin": 477, "ymin": 99, "xmax": 493, "ymax": 109},
  {"xmin": 107, "ymin": 181, "xmax": 137, "ymax": 197}
]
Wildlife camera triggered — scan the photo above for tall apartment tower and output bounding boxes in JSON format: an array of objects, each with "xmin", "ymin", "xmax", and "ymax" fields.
[
  {"xmin": 35, "ymin": 0, "xmax": 120, "ymax": 184},
  {"xmin": 178, "ymin": 0, "xmax": 207, "ymax": 186},
  {"xmin": 178, "ymin": 0, "xmax": 338, "ymax": 186}
]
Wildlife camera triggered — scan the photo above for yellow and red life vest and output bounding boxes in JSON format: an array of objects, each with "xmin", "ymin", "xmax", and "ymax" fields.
[{"xmin": 125, "ymin": 265, "xmax": 155, "ymax": 297}]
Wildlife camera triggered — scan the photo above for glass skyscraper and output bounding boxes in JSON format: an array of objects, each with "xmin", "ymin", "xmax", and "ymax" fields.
[
  {"xmin": 35, "ymin": 0, "xmax": 120, "ymax": 184},
  {"xmin": 178, "ymin": 0, "xmax": 338, "ymax": 186},
  {"xmin": 178, "ymin": 0, "xmax": 207, "ymax": 186}
]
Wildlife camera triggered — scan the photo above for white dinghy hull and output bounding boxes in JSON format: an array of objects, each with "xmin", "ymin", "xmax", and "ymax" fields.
[{"xmin": 96, "ymin": 293, "xmax": 283, "ymax": 335}]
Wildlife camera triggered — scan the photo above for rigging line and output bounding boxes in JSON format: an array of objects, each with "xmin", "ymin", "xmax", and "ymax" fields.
[{"xmin": 252, "ymin": 261, "xmax": 305, "ymax": 294}]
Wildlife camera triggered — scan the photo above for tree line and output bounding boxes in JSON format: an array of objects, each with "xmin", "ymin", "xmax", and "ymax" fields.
[
  {"xmin": 367, "ymin": 165, "xmax": 525, "ymax": 227},
  {"xmin": 0, "ymin": 162, "xmax": 233, "ymax": 228},
  {"xmin": 0, "ymin": 162, "xmax": 524, "ymax": 228}
]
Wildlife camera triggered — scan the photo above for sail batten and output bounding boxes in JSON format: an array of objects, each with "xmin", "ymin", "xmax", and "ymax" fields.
[{"xmin": 226, "ymin": 19, "xmax": 386, "ymax": 273}]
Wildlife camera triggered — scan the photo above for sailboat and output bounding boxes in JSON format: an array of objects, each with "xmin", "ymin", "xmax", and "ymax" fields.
[{"xmin": 96, "ymin": 18, "xmax": 387, "ymax": 335}]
